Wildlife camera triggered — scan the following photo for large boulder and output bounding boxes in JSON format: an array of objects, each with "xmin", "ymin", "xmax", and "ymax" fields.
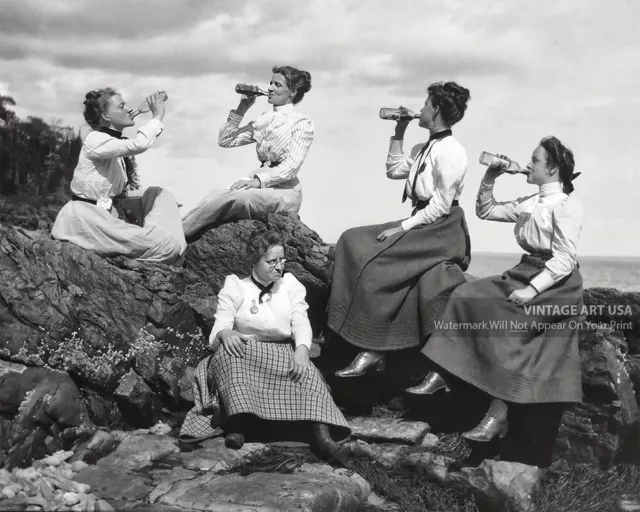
[{"xmin": 0, "ymin": 214, "xmax": 333, "ymax": 466}]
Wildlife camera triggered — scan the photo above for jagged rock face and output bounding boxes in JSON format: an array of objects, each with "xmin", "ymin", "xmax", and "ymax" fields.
[
  {"xmin": 1, "ymin": 214, "xmax": 640, "ymax": 471},
  {"xmin": 0, "ymin": 215, "xmax": 331, "ymax": 393},
  {"xmin": 0, "ymin": 215, "xmax": 334, "ymax": 467}
]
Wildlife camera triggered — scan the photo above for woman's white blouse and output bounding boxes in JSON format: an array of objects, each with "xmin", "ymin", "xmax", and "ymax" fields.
[
  {"xmin": 386, "ymin": 135, "xmax": 468, "ymax": 230},
  {"xmin": 218, "ymin": 103, "xmax": 314, "ymax": 190},
  {"xmin": 70, "ymin": 120, "xmax": 164, "ymax": 200},
  {"xmin": 209, "ymin": 272, "xmax": 313, "ymax": 350},
  {"xmin": 476, "ymin": 180, "xmax": 584, "ymax": 293}
]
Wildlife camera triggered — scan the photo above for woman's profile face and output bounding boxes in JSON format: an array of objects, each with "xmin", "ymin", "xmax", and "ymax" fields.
[
  {"xmin": 526, "ymin": 145, "xmax": 557, "ymax": 185},
  {"xmin": 103, "ymin": 94, "xmax": 135, "ymax": 129},
  {"xmin": 267, "ymin": 73, "xmax": 295, "ymax": 106},
  {"xmin": 418, "ymin": 95, "xmax": 436, "ymax": 129},
  {"xmin": 254, "ymin": 245, "xmax": 286, "ymax": 283}
]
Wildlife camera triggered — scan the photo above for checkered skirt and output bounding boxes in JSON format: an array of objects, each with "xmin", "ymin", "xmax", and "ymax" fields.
[{"xmin": 212, "ymin": 339, "xmax": 350, "ymax": 440}]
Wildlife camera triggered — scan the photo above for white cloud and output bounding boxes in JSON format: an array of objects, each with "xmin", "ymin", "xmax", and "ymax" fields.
[{"xmin": 1, "ymin": 0, "xmax": 639, "ymax": 256}]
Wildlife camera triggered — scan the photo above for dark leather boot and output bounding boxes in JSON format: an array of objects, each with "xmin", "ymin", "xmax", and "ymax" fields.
[{"xmin": 311, "ymin": 423, "xmax": 349, "ymax": 464}]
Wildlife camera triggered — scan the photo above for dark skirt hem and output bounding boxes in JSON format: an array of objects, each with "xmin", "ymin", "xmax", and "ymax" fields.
[{"xmin": 426, "ymin": 331, "xmax": 583, "ymax": 404}]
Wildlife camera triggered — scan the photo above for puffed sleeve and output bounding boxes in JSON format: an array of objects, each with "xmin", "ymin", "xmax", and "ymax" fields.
[
  {"xmin": 283, "ymin": 273, "xmax": 313, "ymax": 350},
  {"xmin": 218, "ymin": 111, "xmax": 256, "ymax": 148},
  {"xmin": 209, "ymin": 275, "xmax": 244, "ymax": 349},
  {"xmin": 529, "ymin": 197, "xmax": 584, "ymax": 293},
  {"xmin": 476, "ymin": 181, "xmax": 537, "ymax": 222},
  {"xmin": 386, "ymin": 140, "xmax": 424, "ymax": 180},
  {"xmin": 84, "ymin": 119, "xmax": 164, "ymax": 159}
]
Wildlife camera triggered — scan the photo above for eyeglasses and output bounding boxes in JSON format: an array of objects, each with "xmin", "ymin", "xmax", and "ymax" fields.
[{"xmin": 266, "ymin": 257, "xmax": 286, "ymax": 268}]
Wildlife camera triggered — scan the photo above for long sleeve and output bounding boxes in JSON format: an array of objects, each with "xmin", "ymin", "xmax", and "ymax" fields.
[
  {"xmin": 209, "ymin": 275, "xmax": 243, "ymax": 349},
  {"xmin": 476, "ymin": 181, "xmax": 535, "ymax": 222},
  {"xmin": 530, "ymin": 197, "xmax": 583, "ymax": 293},
  {"xmin": 254, "ymin": 117, "xmax": 314, "ymax": 188},
  {"xmin": 284, "ymin": 273, "xmax": 313, "ymax": 350},
  {"xmin": 401, "ymin": 144, "xmax": 467, "ymax": 230},
  {"xmin": 218, "ymin": 111, "xmax": 256, "ymax": 148},
  {"xmin": 386, "ymin": 139, "xmax": 423, "ymax": 180},
  {"xmin": 84, "ymin": 120, "xmax": 164, "ymax": 159}
]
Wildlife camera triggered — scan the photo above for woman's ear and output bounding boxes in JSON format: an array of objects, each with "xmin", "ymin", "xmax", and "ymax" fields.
[
  {"xmin": 100, "ymin": 111, "xmax": 111, "ymax": 125},
  {"xmin": 547, "ymin": 166, "xmax": 559, "ymax": 177}
]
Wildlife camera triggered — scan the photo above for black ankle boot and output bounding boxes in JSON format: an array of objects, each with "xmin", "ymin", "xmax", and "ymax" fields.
[{"xmin": 311, "ymin": 423, "xmax": 349, "ymax": 463}]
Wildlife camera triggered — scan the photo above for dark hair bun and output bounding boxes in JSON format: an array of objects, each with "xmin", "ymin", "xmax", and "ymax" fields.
[
  {"xmin": 427, "ymin": 81, "xmax": 471, "ymax": 127},
  {"xmin": 443, "ymin": 82, "xmax": 470, "ymax": 109},
  {"xmin": 298, "ymin": 71, "xmax": 312, "ymax": 94}
]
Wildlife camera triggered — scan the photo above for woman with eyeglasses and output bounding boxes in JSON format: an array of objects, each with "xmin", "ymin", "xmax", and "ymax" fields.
[{"xmin": 203, "ymin": 228, "xmax": 350, "ymax": 462}]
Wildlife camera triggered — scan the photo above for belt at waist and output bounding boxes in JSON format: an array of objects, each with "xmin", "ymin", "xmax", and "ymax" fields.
[
  {"xmin": 522, "ymin": 252, "xmax": 580, "ymax": 269},
  {"xmin": 412, "ymin": 198, "xmax": 459, "ymax": 215}
]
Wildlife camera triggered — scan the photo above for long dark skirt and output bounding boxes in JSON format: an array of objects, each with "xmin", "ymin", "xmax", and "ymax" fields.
[
  {"xmin": 327, "ymin": 206, "xmax": 471, "ymax": 351},
  {"xmin": 211, "ymin": 339, "xmax": 351, "ymax": 441},
  {"xmin": 423, "ymin": 254, "xmax": 584, "ymax": 404}
]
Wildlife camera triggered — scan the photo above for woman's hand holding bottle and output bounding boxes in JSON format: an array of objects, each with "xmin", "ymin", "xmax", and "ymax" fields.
[
  {"xmin": 483, "ymin": 153, "xmax": 509, "ymax": 184},
  {"xmin": 236, "ymin": 94, "xmax": 257, "ymax": 116},
  {"xmin": 147, "ymin": 91, "xmax": 166, "ymax": 122},
  {"xmin": 393, "ymin": 106, "xmax": 412, "ymax": 139}
]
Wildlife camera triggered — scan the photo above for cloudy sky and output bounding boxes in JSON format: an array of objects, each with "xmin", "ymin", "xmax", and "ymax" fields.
[{"xmin": 1, "ymin": 0, "xmax": 639, "ymax": 257}]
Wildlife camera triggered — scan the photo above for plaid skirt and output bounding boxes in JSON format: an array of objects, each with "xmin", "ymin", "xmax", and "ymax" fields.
[
  {"xmin": 327, "ymin": 206, "xmax": 471, "ymax": 351},
  {"xmin": 423, "ymin": 254, "xmax": 584, "ymax": 404},
  {"xmin": 211, "ymin": 339, "xmax": 350, "ymax": 440}
]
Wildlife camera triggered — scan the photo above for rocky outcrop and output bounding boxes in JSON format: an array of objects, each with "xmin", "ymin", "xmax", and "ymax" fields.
[
  {"xmin": 1, "ymin": 213, "xmax": 640, "ymax": 474},
  {"xmin": 0, "ymin": 214, "xmax": 333, "ymax": 468}
]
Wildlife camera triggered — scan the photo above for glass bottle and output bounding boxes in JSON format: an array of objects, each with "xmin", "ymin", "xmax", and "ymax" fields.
[
  {"xmin": 379, "ymin": 108, "xmax": 420, "ymax": 121},
  {"xmin": 235, "ymin": 84, "xmax": 269, "ymax": 96},
  {"xmin": 478, "ymin": 151, "xmax": 527, "ymax": 174},
  {"xmin": 131, "ymin": 91, "xmax": 169, "ymax": 118}
]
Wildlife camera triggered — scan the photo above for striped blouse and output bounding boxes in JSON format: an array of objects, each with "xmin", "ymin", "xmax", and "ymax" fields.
[{"xmin": 218, "ymin": 103, "xmax": 315, "ymax": 190}]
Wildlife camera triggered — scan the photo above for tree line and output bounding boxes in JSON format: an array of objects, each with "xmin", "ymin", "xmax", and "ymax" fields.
[{"xmin": 0, "ymin": 95, "xmax": 82, "ymax": 199}]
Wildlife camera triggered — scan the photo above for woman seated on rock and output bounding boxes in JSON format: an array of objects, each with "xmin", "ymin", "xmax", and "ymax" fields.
[
  {"xmin": 181, "ymin": 66, "xmax": 314, "ymax": 241},
  {"xmin": 203, "ymin": 229, "xmax": 350, "ymax": 461},
  {"xmin": 415, "ymin": 136, "xmax": 584, "ymax": 442},
  {"xmin": 51, "ymin": 88, "xmax": 186, "ymax": 264},
  {"xmin": 329, "ymin": 81, "xmax": 472, "ymax": 380}
]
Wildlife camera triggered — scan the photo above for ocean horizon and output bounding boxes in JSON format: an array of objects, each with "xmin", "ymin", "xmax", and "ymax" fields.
[{"xmin": 467, "ymin": 252, "xmax": 640, "ymax": 292}]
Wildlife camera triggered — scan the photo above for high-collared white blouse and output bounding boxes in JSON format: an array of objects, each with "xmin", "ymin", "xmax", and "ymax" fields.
[
  {"xmin": 209, "ymin": 272, "xmax": 313, "ymax": 350},
  {"xmin": 386, "ymin": 135, "xmax": 468, "ymax": 230},
  {"xmin": 70, "ymin": 120, "xmax": 164, "ymax": 201},
  {"xmin": 476, "ymin": 180, "xmax": 584, "ymax": 293},
  {"xmin": 218, "ymin": 103, "xmax": 314, "ymax": 190}
]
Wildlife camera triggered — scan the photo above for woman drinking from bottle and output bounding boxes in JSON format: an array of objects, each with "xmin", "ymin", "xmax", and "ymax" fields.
[
  {"xmin": 51, "ymin": 88, "xmax": 186, "ymax": 264},
  {"xmin": 414, "ymin": 137, "xmax": 584, "ymax": 443},
  {"xmin": 329, "ymin": 81, "xmax": 472, "ymax": 379},
  {"xmin": 182, "ymin": 65, "xmax": 313, "ymax": 241}
]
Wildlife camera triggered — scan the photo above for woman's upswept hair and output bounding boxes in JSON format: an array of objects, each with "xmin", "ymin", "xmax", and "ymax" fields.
[
  {"xmin": 83, "ymin": 87, "xmax": 118, "ymax": 129},
  {"xmin": 539, "ymin": 136, "xmax": 579, "ymax": 194},
  {"xmin": 272, "ymin": 65, "xmax": 312, "ymax": 104},
  {"xmin": 427, "ymin": 81, "xmax": 471, "ymax": 127}
]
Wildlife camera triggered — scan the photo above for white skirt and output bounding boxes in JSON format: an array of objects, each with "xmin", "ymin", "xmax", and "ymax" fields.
[{"xmin": 51, "ymin": 188, "xmax": 187, "ymax": 264}]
